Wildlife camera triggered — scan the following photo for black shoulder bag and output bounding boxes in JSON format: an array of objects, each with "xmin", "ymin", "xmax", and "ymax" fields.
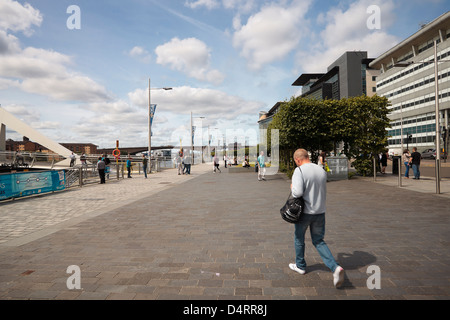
[{"xmin": 280, "ymin": 167, "xmax": 305, "ymax": 223}]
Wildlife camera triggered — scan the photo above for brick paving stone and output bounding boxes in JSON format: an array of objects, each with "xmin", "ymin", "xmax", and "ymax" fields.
[{"xmin": 0, "ymin": 163, "xmax": 449, "ymax": 303}]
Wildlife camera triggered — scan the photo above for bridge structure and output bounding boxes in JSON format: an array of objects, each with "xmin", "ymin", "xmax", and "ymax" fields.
[{"xmin": 0, "ymin": 107, "xmax": 73, "ymax": 167}]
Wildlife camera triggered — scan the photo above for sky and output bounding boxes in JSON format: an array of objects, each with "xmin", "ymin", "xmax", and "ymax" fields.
[{"xmin": 0, "ymin": 0, "xmax": 448, "ymax": 149}]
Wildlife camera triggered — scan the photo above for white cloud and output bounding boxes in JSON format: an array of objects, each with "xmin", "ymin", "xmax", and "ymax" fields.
[
  {"xmin": 0, "ymin": 46, "xmax": 111, "ymax": 102},
  {"xmin": 223, "ymin": 0, "xmax": 257, "ymax": 13},
  {"xmin": 295, "ymin": 0, "xmax": 399, "ymax": 73},
  {"xmin": 129, "ymin": 85, "xmax": 263, "ymax": 121},
  {"xmin": 128, "ymin": 46, "xmax": 151, "ymax": 64},
  {"xmin": 0, "ymin": 30, "xmax": 21, "ymax": 54},
  {"xmin": 185, "ymin": 0, "xmax": 257, "ymax": 13},
  {"xmin": 21, "ymin": 76, "xmax": 110, "ymax": 102},
  {"xmin": 0, "ymin": 47, "xmax": 71, "ymax": 78},
  {"xmin": 232, "ymin": 0, "xmax": 312, "ymax": 70},
  {"xmin": 2, "ymin": 104, "xmax": 41, "ymax": 123},
  {"xmin": 185, "ymin": 0, "xmax": 220, "ymax": 10},
  {"xmin": 0, "ymin": 2, "xmax": 111, "ymax": 103},
  {"xmin": 0, "ymin": 0, "xmax": 42, "ymax": 36},
  {"xmin": 155, "ymin": 37, "xmax": 225, "ymax": 85}
]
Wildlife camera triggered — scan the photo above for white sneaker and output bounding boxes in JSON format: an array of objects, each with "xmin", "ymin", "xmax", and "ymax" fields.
[
  {"xmin": 289, "ymin": 263, "xmax": 306, "ymax": 275},
  {"xmin": 333, "ymin": 266, "xmax": 344, "ymax": 288}
]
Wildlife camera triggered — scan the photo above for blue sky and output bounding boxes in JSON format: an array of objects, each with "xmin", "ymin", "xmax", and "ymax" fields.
[{"xmin": 0, "ymin": 0, "xmax": 448, "ymax": 149}]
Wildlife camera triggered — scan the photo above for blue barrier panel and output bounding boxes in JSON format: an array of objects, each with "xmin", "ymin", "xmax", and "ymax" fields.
[
  {"xmin": 0, "ymin": 170, "xmax": 66, "ymax": 201},
  {"xmin": 0, "ymin": 173, "xmax": 14, "ymax": 200}
]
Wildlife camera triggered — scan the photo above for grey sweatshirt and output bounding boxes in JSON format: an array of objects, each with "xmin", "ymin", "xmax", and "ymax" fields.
[{"xmin": 291, "ymin": 163, "xmax": 327, "ymax": 214}]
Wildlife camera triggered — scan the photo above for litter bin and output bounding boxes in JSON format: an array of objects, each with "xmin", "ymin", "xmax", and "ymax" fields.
[{"xmin": 392, "ymin": 156, "xmax": 400, "ymax": 175}]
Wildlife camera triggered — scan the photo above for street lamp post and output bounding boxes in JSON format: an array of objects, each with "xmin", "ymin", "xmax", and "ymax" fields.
[
  {"xmin": 148, "ymin": 78, "xmax": 172, "ymax": 173},
  {"xmin": 433, "ymin": 40, "xmax": 441, "ymax": 194},
  {"xmin": 190, "ymin": 113, "xmax": 205, "ymax": 165},
  {"xmin": 148, "ymin": 78, "xmax": 152, "ymax": 173}
]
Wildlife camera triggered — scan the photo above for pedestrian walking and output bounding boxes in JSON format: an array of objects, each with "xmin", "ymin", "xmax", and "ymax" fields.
[
  {"xmin": 179, "ymin": 149, "xmax": 185, "ymax": 174},
  {"xmin": 142, "ymin": 154, "xmax": 148, "ymax": 178},
  {"xmin": 103, "ymin": 154, "xmax": 111, "ymax": 179},
  {"xmin": 126, "ymin": 156, "xmax": 132, "ymax": 178},
  {"xmin": 257, "ymin": 151, "xmax": 266, "ymax": 181},
  {"xmin": 80, "ymin": 153, "xmax": 87, "ymax": 167},
  {"xmin": 289, "ymin": 148, "xmax": 344, "ymax": 288},
  {"xmin": 402, "ymin": 149, "xmax": 411, "ymax": 179},
  {"xmin": 379, "ymin": 150, "xmax": 388, "ymax": 174},
  {"xmin": 97, "ymin": 157, "xmax": 106, "ymax": 184},
  {"xmin": 318, "ymin": 151, "xmax": 327, "ymax": 171},
  {"xmin": 410, "ymin": 147, "xmax": 421, "ymax": 179},
  {"xmin": 176, "ymin": 154, "xmax": 183, "ymax": 175},
  {"xmin": 184, "ymin": 153, "xmax": 192, "ymax": 175},
  {"xmin": 70, "ymin": 152, "xmax": 76, "ymax": 167},
  {"xmin": 213, "ymin": 155, "xmax": 221, "ymax": 173}
]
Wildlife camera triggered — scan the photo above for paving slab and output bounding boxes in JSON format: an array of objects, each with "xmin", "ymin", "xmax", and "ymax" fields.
[{"xmin": 0, "ymin": 163, "xmax": 449, "ymax": 304}]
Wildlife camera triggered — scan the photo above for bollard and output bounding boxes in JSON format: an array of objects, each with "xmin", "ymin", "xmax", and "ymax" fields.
[
  {"xmin": 373, "ymin": 157, "xmax": 377, "ymax": 181},
  {"xmin": 79, "ymin": 167, "xmax": 83, "ymax": 187},
  {"xmin": 398, "ymin": 157, "xmax": 402, "ymax": 187}
]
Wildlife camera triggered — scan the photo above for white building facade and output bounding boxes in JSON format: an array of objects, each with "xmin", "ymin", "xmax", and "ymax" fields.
[{"xmin": 370, "ymin": 12, "xmax": 450, "ymax": 152}]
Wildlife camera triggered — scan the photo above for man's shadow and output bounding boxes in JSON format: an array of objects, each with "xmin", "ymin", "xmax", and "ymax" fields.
[{"xmin": 307, "ymin": 251, "xmax": 377, "ymax": 289}]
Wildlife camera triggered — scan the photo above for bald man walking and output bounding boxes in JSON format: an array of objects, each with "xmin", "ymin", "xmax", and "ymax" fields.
[{"xmin": 289, "ymin": 148, "xmax": 344, "ymax": 288}]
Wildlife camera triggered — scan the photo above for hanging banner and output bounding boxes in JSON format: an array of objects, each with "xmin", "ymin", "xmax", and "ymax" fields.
[
  {"xmin": 192, "ymin": 126, "xmax": 196, "ymax": 144},
  {"xmin": 150, "ymin": 104, "xmax": 157, "ymax": 136},
  {"xmin": 150, "ymin": 104, "xmax": 157, "ymax": 124}
]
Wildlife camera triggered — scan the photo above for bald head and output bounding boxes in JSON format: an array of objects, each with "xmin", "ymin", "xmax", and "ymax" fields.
[
  {"xmin": 294, "ymin": 149, "xmax": 309, "ymax": 160},
  {"xmin": 293, "ymin": 149, "xmax": 310, "ymax": 167}
]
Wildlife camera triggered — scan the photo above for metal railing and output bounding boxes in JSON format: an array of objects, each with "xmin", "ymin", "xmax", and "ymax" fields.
[
  {"xmin": 0, "ymin": 150, "xmax": 65, "ymax": 170},
  {"xmin": 1, "ymin": 150, "xmax": 176, "ymax": 187}
]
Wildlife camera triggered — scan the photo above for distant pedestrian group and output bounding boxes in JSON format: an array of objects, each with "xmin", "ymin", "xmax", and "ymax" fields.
[
  {"xmin": 97, "ymin": 154, "xmax": 111, "ymax": 183},
  {"xmin": 402, "ymin": 147, "xmax": 421, "ymax": 179},
  {"xmin": 176, "ymin": 149, "xmax": 192, "ymax": 175}
]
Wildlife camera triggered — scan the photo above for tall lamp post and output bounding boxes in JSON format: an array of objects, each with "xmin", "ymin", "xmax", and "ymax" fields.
[
  {"xmin": 394, "ymin": 40, "xmax": 450, "ymax": 194},
  {"xmin": 190, "ymin": 112, "xmax": 205, "ymax": 165},
  {"xmin": 148, "ymin": 78, "xmax": 172, "ymax": 173}
]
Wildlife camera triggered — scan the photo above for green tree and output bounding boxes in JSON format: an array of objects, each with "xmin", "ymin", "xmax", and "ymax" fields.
[
  {"xmin": 337, "ymin": 95, "xmax": 391, "ymax": 176},
  {"xmin": 268, "ymin": 95, "xmax": 391, "ymax": 177},
  {"xmin": 268, "ymin": 97, "xmax": 333, "ymax": 163}
]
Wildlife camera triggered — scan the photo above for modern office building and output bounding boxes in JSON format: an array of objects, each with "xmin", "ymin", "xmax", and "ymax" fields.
[
  {"xmin": 259, "ymin": 51, "xmax": 378, "ymax": 130},
  {"xmin": 258, "ymin": 102, "xmax": 282, "ymax": 131},
  {"xmin": 292, "ymin": 51, "xmax": 377, "ymax": 100},
  {"xmin": 369, "ymin": 11, "xmax": 450, "ymax": 151}
]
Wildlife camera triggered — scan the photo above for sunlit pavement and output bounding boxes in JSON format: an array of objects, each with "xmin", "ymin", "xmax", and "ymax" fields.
[{"xmin": 0, "ymin": 163, "xmax": 449, "ymax": 300}]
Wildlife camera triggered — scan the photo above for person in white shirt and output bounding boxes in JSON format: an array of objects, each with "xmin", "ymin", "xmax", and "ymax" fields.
[
  {"xmin": 289, "ymin": 148, "xmax": 344, "ymax": 288},
  {"xmin": 213, "ymin": 155, "xmax": 221, "ymax": 173},
  {"xmin": 184, "ymin": 153, "xmax": 191, "ymax": 175}
]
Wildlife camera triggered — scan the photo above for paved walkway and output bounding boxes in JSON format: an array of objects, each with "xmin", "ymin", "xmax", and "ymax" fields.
[
  {"xmin": 367, "ymin": 173, "xmax": 450, "ymax": 199},
  {"xmin": 0, "ymin": 163, "xmax": 449, "ymax": 302}
]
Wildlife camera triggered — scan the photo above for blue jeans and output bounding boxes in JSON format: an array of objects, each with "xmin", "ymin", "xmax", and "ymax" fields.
[
  {"xmin": 294, "ymin": 213, "xmax": 339, "ymax": 272},
  {"xmin": 412, "ymin": 164, "xmax": 420, "ymax": 179},
  {"xmin": 404, "ymin": 162, "xmax": 410, "ymax": 177}
]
